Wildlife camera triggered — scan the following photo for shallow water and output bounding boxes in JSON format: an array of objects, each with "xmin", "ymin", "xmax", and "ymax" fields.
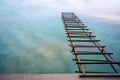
[{"xmin": 0, "ymin": 15, "xmax": 120, "ymax": 73}]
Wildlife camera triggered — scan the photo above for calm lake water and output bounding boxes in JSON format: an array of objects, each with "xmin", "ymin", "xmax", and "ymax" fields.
[{"xmin": 0, "ymin": 15, "xmax": 120, "ymax": 73}]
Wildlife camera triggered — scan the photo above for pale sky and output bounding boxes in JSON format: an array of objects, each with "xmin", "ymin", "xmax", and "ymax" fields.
[{"xmin": 0, "ymin": 0, "xmax": 120, "ymax": 22}]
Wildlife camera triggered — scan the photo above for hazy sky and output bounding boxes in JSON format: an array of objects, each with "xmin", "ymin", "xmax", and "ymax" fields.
[{"xmin": 0, "ymin": 0, "xmax": 120, "ymax": 22}]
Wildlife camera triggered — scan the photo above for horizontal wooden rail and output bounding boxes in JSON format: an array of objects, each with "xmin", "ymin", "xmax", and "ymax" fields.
[
  {"xmin": 68, "ymin": 40, "xmax": 100, "ymax": 42},
  {"xmin": 67, "ymin": 35, "xmax": 96, "ymax": 38},
  {"xmin": 66, "ymin": 29, "xmax": 89, "ymax": 30},
  {"xmin": 76, "ymin": 62, "xmax": 120, "ymax": 64},
  {"xmin": 79, "ymin": 74, "xmax": 120, "ymax": 77},
  {"xmin": 66, "ymin": 32, "xmax": 92, "ymax": 34},
  {"xmin": 73, "ymin": 53, "xmax": 113, "ymax": 55},
  {"xmin": 69, "ymin": 45, "xmax": 106, "ymax": 48}
]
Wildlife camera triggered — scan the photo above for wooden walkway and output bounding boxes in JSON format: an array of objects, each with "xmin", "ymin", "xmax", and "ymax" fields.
[
  {"xmin": 0, "ymin": 74, "xmax": 120, "ymax": 80},
  {"xmin": 61, "ymin": 12, "xmax": 120, "ymax": 77}
]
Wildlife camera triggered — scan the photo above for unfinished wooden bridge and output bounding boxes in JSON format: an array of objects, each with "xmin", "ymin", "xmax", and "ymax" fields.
[{"xmin": 61, "ymin": 12, "xmax": 120, "ymax": 77}]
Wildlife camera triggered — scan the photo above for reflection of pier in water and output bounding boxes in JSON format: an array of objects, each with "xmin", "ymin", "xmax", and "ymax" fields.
[{"xmin": 62, "ymin": 12, "xmax": 120, "ymax": 77}]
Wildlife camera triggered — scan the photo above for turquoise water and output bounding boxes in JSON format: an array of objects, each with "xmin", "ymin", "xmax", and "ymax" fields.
[{"xmin": 0, "ymin": 14, "xmax": 120, "ymax": 73}]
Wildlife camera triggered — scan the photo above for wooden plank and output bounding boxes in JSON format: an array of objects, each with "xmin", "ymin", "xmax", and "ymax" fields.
[
  {"xmin": 73, "ymin": 59, "xmax": 112, "ymax": 62},
  {"xmin": 80, "ymin": 59, "xmax": 112, "ymax": 62},
  {"xmin": 72, "ymin": 51, "xmax": 113, "ymax": 55},
  {"xmin": 67, "ymin": 35, "xmax": 96, "ymax": 38},
  {"xmin": 79, "ymin": 74, "xmax": 120, "ymax": 77},
  {"xmin": 73, "ymin": 53, "xmax": 113, "ymax": 55},
  {"xmin": 76, "ymin": 62, "xmax": 120, "ymax": 64},
  {"xmin": 66, "ymin": 29, "xmax": 89, "ymax": 30},
  {"xmin": 66, "ymin": 26, "xmax": 86, "ymax": 28},
  {"xmin": 68, "ymin": 40, "xmax": 100, "ymax": 42},
  {"xmin": 69, "ymin": 45, "xmax": 106, "ymax": 48},
  {"xmin": 75, "ymin": 71, "xmax": 110, "ymax": 73},
  {"xmin": 66, "ymin": 32, "xmax": 92, "ymax": 34}
]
